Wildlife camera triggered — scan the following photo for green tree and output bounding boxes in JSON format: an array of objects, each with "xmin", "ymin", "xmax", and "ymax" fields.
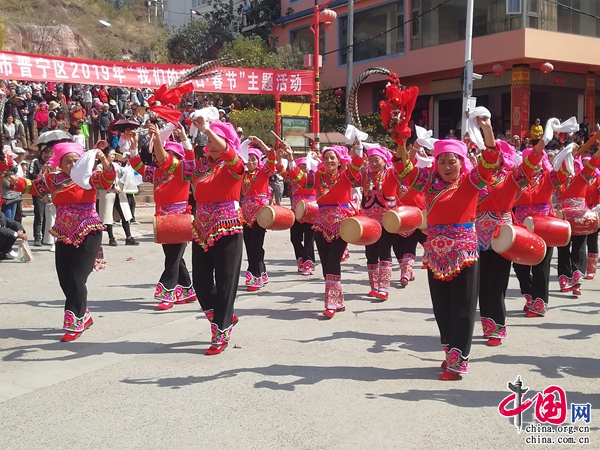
[
  {"xmin": 166, "ymin": 19, "xmax": 232, "ymax": 64},
  {"xmin": 0, "ymin": 19, "xmax": 5, "ymax": 51},
  {"xmin": 235, "ymin": 0, "xmax": 292, "ymax": 44}
]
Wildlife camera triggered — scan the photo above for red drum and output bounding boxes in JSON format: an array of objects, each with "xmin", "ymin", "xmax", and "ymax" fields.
[
  {"xmin": 556, "ymin": 209, "xmax": 599, "ymax": 236},
  {"xmin": 295, "ymin": 200, "xmax": 318, "ymax": 224},
  {"xmin": 340, "ymin": 215, "xmax": 382, "ymax": 246},
  {"xmin": 523, "ymin": 215, "xmax": 571, "ymax": 248},
  {"xmin": 153, "ymin": 214, "xmax": 193, "ymax": 244},
  {"xmin": 256, "ymin": 205, "xmax": 295, "ymax": 230},
  {"xmin": 382, "ymin": 206, "xmax": 423, "ymax": 234},
  {"xmin": 491, "ymin": 223, "xmax": 547, "ymax": 266}
]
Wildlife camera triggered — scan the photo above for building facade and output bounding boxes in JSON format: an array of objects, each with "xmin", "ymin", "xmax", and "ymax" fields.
[{"xmin": 274, "ymin": 0, "xmax": 600, "ymax": 139}]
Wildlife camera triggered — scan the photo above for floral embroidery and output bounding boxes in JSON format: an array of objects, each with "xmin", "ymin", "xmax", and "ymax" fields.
[
  {"xmin": 240, "ymin": 194, "xmax": 269, "ymax": 226},
  {"xmin": 378, "ymin": 261, "xmax": 393, "ymax": 293},
  {"xmin": 446, "ymin": 348, "xmax": 469, "ymax": 374},
  {"xmin": 204, "ymin": 309, "xmax": 215, "ymax": 322},
  {"xmin": 481, "ymin": 317, "xmax": 507, "ymax": 339},
  {"xmin": 50, "ymin": 203, "xmax": 104, "ymax": 247},
  {"xmin": 324, "ymin": 274, "xmax": 344, "ymax": 310},
  {"xmin": 143, "ymin": 166, "xmax": 156, "ymax": 183},
  {"xmin": 367, "ymin": 263, "xmax": 379, "ymax": 291},
  {"xmin": 476, "ymin": 210, "xmax": 512, "ymax": 251},
  {"xmin": 410, "ymin": 167, "xmax": 431, "ymax": 192},
  {"xmin": 182, "ymin": 160, "xmax": 196, "ymax": 181},
  {"xmin": 529, "ymin": 298, "xmax": 547, "ymax": 316},
  {"xmin": 313, "ymin": 205, "xmax": 349, "ymax": 242},
  {"xmin": 291, "ymin": 194, "xmax": 316, "ymax": 213},
  {"xmin": 192, "ymin": 201, "xmax": 243, "ymax": 251},
  {"xmin": 524, "ymin": 294, "xmax": 533, "ymax": 311},
  {"xmin": 211, "ymin": 323, "xmax": 233, "ymax": 344},
  {"xmin": 423, "ymin": 223, "xmax": 478, "ymax": 281},
  {"xmin": 511, "ymin": 166, "xmax": 529, "ymax": 188},
  {"xmin": 154, "ymin": 282, "xmax": 173, "ymax": 303},
  {"xmin": 514, "ymin": 203, "xmax": 552, "ymax": 224},
  {"xmin": 63, "ymin": 310, "xmax": 85, "ymax": 332},
  {"xmin": 157, "ymin": 201, "xmax": 188, "ymax": 216}
]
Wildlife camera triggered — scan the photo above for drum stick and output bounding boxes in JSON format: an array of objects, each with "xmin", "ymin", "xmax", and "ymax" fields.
[
  {"xmin": 574, "ymin": 132, "xmax": 600, "ymax": 157},
  {"xmin": 270, "ymin": 130, "xmax": 283, "ymax": 142}
]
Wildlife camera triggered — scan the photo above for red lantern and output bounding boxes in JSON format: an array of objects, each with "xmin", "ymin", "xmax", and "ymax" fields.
[
  {"xmin": 334, "ymin": 88, "xmax": 344, "ymax": 98},
  {"xmin": 319, "ymin": 8, "xmax": 337, "ymax": 30},
  {"xmin": 540, "ymin": 62, "xmax": 554, "ymax": 76},
  {"xmin": 492, "ymin": 63, "xmax": 505, "ymax": 78}
]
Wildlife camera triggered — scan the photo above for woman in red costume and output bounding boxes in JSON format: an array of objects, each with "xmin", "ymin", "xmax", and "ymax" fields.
[
  {"xmin": 285, "ymin": 145, "xmax": 363, "ymax": 318},
  {"xmin": 239, "ymin": 137, "xmax": 278, "ymax": 291},
  {"xmin": 4, "ymin": 142, "xmax": 115, "ymax": 341},
  {"xmin": 584, "ymin": 157, "xmax": 600, "ymax": 280},
  {"xmin": 392, "ymin": 117, "xmax": 503, "ymax": 380},
  {"xmin": 188, "ymin": 117, "xmax": 244, "ymax": 355},
  {"xmin": 129, "ymin": 124, "xmax": 197, "ymax": 311},
  {"xmin": 356, "ymin": 145, "xmax": 397, "ymax": 299}
]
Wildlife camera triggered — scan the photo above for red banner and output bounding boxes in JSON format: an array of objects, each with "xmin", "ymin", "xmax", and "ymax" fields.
[{"xmin": 0, "ymin": 51, "xmax": 314, "ymax": 95}]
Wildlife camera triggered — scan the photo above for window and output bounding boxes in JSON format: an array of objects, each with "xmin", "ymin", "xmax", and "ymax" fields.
[
  {"xmin": 421, "ymin": 0, "xmax": 488, "ymax": 49},
  {"xmin": 411, "ymin": 0, "xmax": 421, "ymax": 50},
  {"xmin": 192, "ymin": 0, "xmax": 207, "ymax": 7},
  {"xmin": 339, "ymin": 0, "xmax": 405, "ymax": 65},
  {"xmin": 290, "ymin": 24, "xmax": 325, "ymax": 55}
]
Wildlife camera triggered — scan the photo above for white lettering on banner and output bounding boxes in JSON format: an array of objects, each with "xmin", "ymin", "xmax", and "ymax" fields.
[
  {"xmin": 290, "ymin": 74, "xmax": 302, "ymax": 92},
  {"xmin": 248, "ymin": 72, "xmax": 259, "ymax": 91},
  {"xmin": 53, "ymin": 60, "xmax": 68, "ymax": 79},
  {"xmin": 225, "ymin": 70, "xmax": 237, "ymax": 90},
  {"xmin": 276, "ymin": 73, "xmax": 288, "ymax": 92},
  {"xmin": 262, "ymin": 72, "xmax": 274, "ymax": 92},
  {"xmin": 212, "ymin": 73, "xmax": 223, "ymax": 90},
  {"xmin": 137, "ymin": 66, "xmax": 151, "ymax": 85},
  {"xmin": 166, "ymin": 68, "xmax": 179, "ymax": 86},
  {"xmin": 81, "ymin": 63, "xmax": 91, "ymax": 80},
  {"xmin": 100, "ymin": 65, "xmax": 110, "ymax": 81},
  {"xmin": 194, "ymin": 78, "xmax": 205, "ymax": 89},
  {"xmin": 16, "ymin": 56, "xmax": 33, "ymax": 78},
  {"xmin": 152, "ymin": 68, "xmax": 165, "ymax": 85},
  {"xmin": 112, "ymin": 65, "xmax": 125, "ymax": 84},
  {"xmin": 69, "ymin": 62, "xmax": 80, "ymax": 79},
  {"xmin": 238, "ymin": 70, "xmax": 246, "ymax": 79},
  {"xmin": 35, "ymin": 58, "xmax": 51, "ymax": 79},
  {"xmin": 0, "ymin": 54, "xmax": 13, "ymax": 77}
]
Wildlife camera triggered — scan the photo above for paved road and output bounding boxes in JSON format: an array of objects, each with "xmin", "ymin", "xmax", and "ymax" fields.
[{"xmin": 0, "ymin": 204, "xmax": 598, "ymax": 450}]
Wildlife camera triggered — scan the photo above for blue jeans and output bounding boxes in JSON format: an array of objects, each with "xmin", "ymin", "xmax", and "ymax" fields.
[{"xmin": 1, "ymin": 203, "xmax": 17, "ymax": 220}]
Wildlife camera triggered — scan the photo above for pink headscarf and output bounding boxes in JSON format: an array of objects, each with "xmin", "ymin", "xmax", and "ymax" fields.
[
  {"xmin": 323, "ymin": 145, "xmax": 352, "ymax": 164},
  {"xmin": 495, "ymin": 140, "xmax": 516, "ymax": 170},
  {"xmin": 247, "ymin": 147, "xmax": 264, "ymax": 168},
  {"xmin": 522, "ymin": 148, "xmax": 552, "ymax": 172},
  {"xmin": 433, "ymin": 139, "xmax": 473, "ymax": 174},
  {"xmin": 295, "ymin": 157, "xmax": 307, "ymax": 167},
  {"xmin": 164, "ymin": 141, "xmax": 185, "ymax": 160},
  {"xmin": 210, "ymin": 122, "xmax": 240, "ymax": 155},
  {"xmin": 366, "ymin": 146, "xmax": 392, "ymax": 167},
  {"xmin": 48, "ymin": 142, "xmax": 84, "ymax": 167},
  {"xmin": 574, "ymin": 156, "xmax": 583, "ymax": 174}
]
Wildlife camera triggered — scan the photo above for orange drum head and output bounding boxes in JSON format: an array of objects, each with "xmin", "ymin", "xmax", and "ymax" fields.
[
  {"xmin": 296, "ymin": 200, "xmax": 306, "ymax": 221},
  {"xmin": 491, "ymin": 224, "xmax": 514, "ymax": 254},
  {"xmin": 256, "ymin": 206, "xmax": 276, "ymax": 229},
  {"xmin": 382, "ymin": 209, "xmax": 401, "ymax": 234},
  {"xmin": 340, "ymin": 217, "xmax": 362, "ymax": 244},
  {"xmin": 523, "ymin": 217, "xmax": 534, "ymax": 231}
]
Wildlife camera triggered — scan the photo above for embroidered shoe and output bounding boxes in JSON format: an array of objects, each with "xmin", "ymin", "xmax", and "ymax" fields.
[
  {"xmin": 156, "ymin": 301, "xmax": 174, "ymax": 310},
  {"xmin": 247, "ymin": 276, "xmax": 262, "ymax": 292},
  {"xmin": 440, "ymin": 370, "xmax": 461, "ymax": 381},
  {"xmin": 523, "ymin": 294, "xmax": 533, "ymax": 312},
  {"xmin": 297, "ymin": 257, "xmax": 304, "ymax": 273},
  {"xmin": 585, "ymin": 273, "xmax": 595, "ymax": 280},
  {"xmin": 205, "ymin": 342, "xmax": 228, "ymax": 356},
  {"xmin": 400, "ymin": 276, "xmax": 410, "ymax": 286},
  {"xmin": 261, "ymin": 273, "xmax": 269, "ymax": 285},
  {"xmin": 441, "ymin": 360, "xmax": 447, "ymax": 370},
  {"xmin": 60, "ymin": 331, "xmax": 83, "ymax": 342},
  {"xmin": 302, "ymin": 260, "xmax": 315, "ymax": 276},
  {"xmin": 374, "ymin": 291, "xmax": 389, "ymax": 301},
  {"xmin": 573, "ymin": 288, "xmax": 582, "ymax": 296},
  {"xmin": 558, "ymin": 275, "xmax": 572, "ymax": 292},
  {"xmin": 367, "ymin": 290, "xmax": 379, "ymax": 298},
  {"xmin": 341, "ymin": 248, "xmax": 349, "ymax": 262},
  {"xmin": 323, "ymin": 309, "xmax": 335, "ymax": 319},
  {"xmin": 486, "ymin": 337, "xmax": 502, "ymax": 346}
]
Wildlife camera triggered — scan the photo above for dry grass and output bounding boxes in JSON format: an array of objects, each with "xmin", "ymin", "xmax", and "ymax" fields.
[{"xmin": 0, "ymin": 0, "xmax": 155, "ymax": 58}]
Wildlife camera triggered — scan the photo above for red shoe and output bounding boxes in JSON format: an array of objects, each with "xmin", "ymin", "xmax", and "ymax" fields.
[
  {"xmin": 174, "ymin": 296, "xmax": 197, "ymax": 305},
  {"xmin": 205, "ymin": 342, "xmax": 228, "ymax": 356},
  {"xmin": 421, "ymin": 263, "xmax": 427, "ymax": 269},
  {"xmin": 336, "ymin": 307, "xmax": 346, "ymax": 312},
  {"xmin": 232, "ymin": 314, "xmax": 239, "ymax": 326},
  {"xmin": 400, "ymin": 277, "xmax": 409, "ymax": 286},
  {"xmin": 486, "ymin": 337, "xmax": 502, "ymax": 347},
  {"xmin": 60, "ymin": 331, "xmax": 83, "ymax": 342},
  {"xmin": 156, "ymin": 301, "xmax": 174, "ymax": 311},
  {"xmin": 84, "ymin": 317, "xmax": 93, "ymax": 330},
  {"xmin": 247, "ymin": 285, "xmax": 260, "ymax": 292},
  {"xmin": 323, "ymin": 309, "xmax": 335, "ymax": 319},
  {"xmin": 525, "ymin": 311, "xmax": 542, "ymax": 317},
  {"xmin": 440, "ymin": 370, "xmax": 461, "ymax": 381},
  {"xmin": 367, "ymin": 290, "xmax": 379, "ymax": 298},
  {"xmin": 441, "ymin": 360, "xmax": 447, "ymax": 369},
  {"xmin": 585, "ymin": 274, "xmax": 594, "ymax": 280},
  {"xmin": 573, "ymin": 288, "xmax": 581, "ymax": 296},
  {"xmin": 374, "ymin": 292, "xmax": 389, "ymax": 301}
]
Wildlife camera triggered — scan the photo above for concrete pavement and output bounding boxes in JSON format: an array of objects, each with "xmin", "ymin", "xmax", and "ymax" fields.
[{"xmin": 0, "ymin": 204, "xmax": 598, "ymax": 449}]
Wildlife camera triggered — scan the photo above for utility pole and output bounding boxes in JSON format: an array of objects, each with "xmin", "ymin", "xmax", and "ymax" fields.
[
  {"xmin": 345, "ymin": 0, "xmax": 354, "ymax": 125},
  {"xmin": 460, "ymin": 0, "xmax": 474, "ymax": 139}
]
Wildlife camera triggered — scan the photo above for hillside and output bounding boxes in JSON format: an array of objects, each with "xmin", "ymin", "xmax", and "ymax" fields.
[{"xmin": 0, "ymin": 0, "xmax": 156, "ymax": 60}]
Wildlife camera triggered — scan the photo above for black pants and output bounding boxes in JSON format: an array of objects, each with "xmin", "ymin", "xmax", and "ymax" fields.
[
  {"xmin": 99, "ymin": 129, "xmax": 108, "ymax": 141},
  {"xmin": 429, "ymin": 260, "xmax": 479, "ymax": 356},
  {"xmin": 32, "ymin": 196, "xmax": 45, "ymax": 242},
  {"xmin": 392, "ymin": 230, "xmax": 424, "ymax": 261},
  {"xmin": 192, "ymin": 234, "xmax": 243, "ymax": 330},
  {"xmin": 14, "ymin": 202, "xmax": 23, "ymax": 224},
  {"xmin": 588, "ymin": 230, "xmax": 599, "ymax": 254},
  {"xmin": 25, "ymin": 118, "xmax": 34, "ymax": 143},
  {"xmin": 315, "ymin": 232, "xmax": 347, "ymax": 277},
  {"xmin": 557, "ymin": 235, "xmax": 587, "ymax": 278},
  {"xmin": 365, "ymin": 228, "xmax": 394, "ymax": 264},
  {"xmin": 160, "ymin": 243, "xmax": 192, "ymax": 289},
  {"xmin": 55, "ymin": 230, "xmax": 102, "ymax": 317},
  {"xmin": 243, "ymin": 224, "xmax": 267, "ymax": 277},
  {"xmin": 127, "ymin": 194, "xmax": 136, "ymax": 221},
  {"xmin": 0, "ymin": 234, "xmax": 17, "ymax": 253},
  {"xmin": 479, "ymin": 250, "xmax": 511, "ymax": 325},
  {"xmin": 290, "ymin": 220, "xmax": 315, "ymax": 263},
  {"xmin": 514, "ymin": 247, "xmax": 554, "ymax": 302}
]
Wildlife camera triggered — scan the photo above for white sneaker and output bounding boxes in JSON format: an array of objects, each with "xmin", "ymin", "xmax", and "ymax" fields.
[
  {"xmin": 9, "ymin": 250, "xmax": 18, "ymax": 258},
  {"xmin": 50, "ymin": 244, "xmax": 55, "ymax": 252}
]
